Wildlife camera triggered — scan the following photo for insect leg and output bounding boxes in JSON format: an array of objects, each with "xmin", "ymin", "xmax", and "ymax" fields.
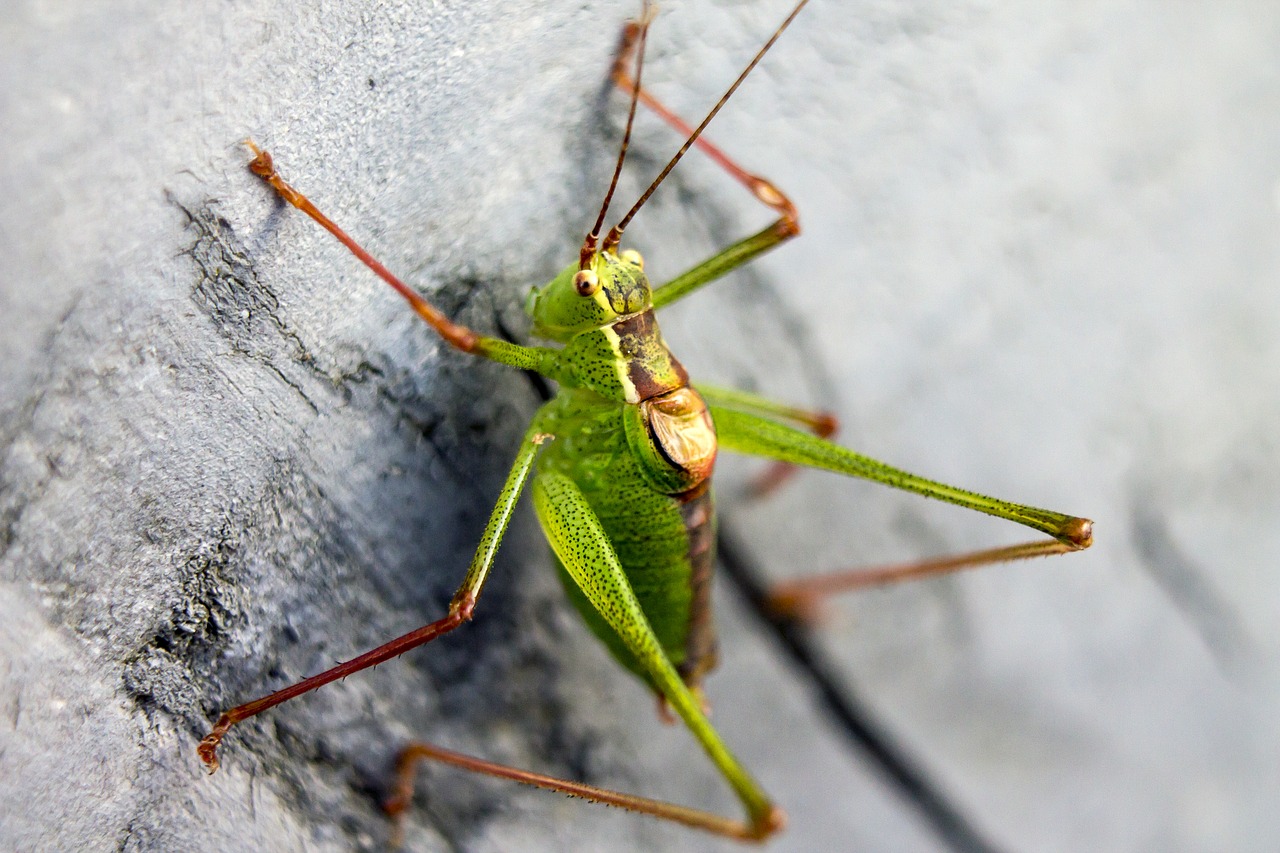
[
  {"xmin": 534, "ymin": 470, "xmax": 784, "ymax": 839},
  {"xmin": 766, "ymin": 541, "xmax": 1089, "ymax": 621},
  {"xmin": 391, "ymin": 470, "xmax": 785, "ymax": 841},
  {"xmin": 197, "ymin": 426, "xmax": 550, "ymax": 772},
  {"xmin": 244, "ymin": 142, "xmax": 551, "ymax": 373},
  {"xmin": 650, "ymin": 220, "xmax": 799, "ymax": 310},
  {"xmin": 710, "ymin": 403, "xmax": 1093, "ymax": 617},
  {"xmin": 386, "ymin": 740, "xmax": 774, "ymax": 845}
]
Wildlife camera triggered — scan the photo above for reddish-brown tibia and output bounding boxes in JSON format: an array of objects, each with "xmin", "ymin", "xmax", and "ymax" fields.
[
  {"xmin": 244, "ymin": 140, "xmax": 479, "ymax": 353},
  {"xmin": 767, "ymin": 526, "xmax": 1095, "ymax": 622},
  {"xmin": 197, "ymin": 592, "xmax": 478, "ymax": 772},
  {"xmin": 386, "ymin": 742, "xmax": 786, "ymax": 847}
]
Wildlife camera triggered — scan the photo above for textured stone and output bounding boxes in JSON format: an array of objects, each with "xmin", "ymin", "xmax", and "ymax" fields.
[{"xmin": 3, "ymin": 2, "xmax": 1277, "ymax": 852}]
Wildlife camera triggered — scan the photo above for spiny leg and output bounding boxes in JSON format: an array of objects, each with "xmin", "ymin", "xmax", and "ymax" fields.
[
  {"xmin": 392, "ymin": 471, "xmax": 785, "ymax": 843},
  {"xmin": 710, "ymin": 403, "xmax": 1093, "ymax": 618},
  {"xmin": 244, "ymin": 141, "xmax": 548, "ymax": 373},
  {"xmin": 535, "ymin": 470, "xmax": 784, "ymax": 840},
  {"xmin": 766, "ymin": 540, "xmax": 1088, "ymax": 620},
  {"xmin": 711, "ymin": 404, "xmax": 1092, "ymax": 545},
  {"xmin": 198, "ymin": 427, "xmax": 549, "ymax": 771},
  {"xmin": 386, "ymin": 740, "xmax": 770, "ymax": 845}
]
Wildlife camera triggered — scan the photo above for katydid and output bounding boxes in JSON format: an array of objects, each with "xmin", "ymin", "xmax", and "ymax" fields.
[{"xmin": 198, "ymin": 0, "xmax": 1092, "ymax": 842}]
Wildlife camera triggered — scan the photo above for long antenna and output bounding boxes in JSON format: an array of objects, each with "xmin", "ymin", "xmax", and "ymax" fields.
[
  {"xmin": 604, "ymin": 0, "xmax": 809, "ymax": 251},
  {"xmin": 580, "ymin": 1, "xmax": 656, "ymax": 270}
]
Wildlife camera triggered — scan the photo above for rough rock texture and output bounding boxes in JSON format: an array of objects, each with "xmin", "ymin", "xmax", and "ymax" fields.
[{"xmin": 2, "ymin": 2, "xmax": 1278, "ymax": 852}]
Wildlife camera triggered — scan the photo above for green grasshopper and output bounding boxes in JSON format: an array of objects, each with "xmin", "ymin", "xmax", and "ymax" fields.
[{"xmin": 198, "ymin": 0, "xmax": 1092, "ymax": 842}]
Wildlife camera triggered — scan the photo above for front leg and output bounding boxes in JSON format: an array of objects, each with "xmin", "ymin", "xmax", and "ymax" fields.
[{"xmin": 198, "ymin": 426, "xmax": 550, "ymax": 771}]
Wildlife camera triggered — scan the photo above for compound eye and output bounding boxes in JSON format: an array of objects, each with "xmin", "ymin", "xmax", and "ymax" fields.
[
  {"xmin": 573, "ymin": 269, "xmax": 600, "ymax": 297},
  {"xmin": 621, "ymin": 249, "xmax": 644, "ymax": 269}
]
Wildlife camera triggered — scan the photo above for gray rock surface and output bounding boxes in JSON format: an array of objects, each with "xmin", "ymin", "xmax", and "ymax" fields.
[{"xmin": 2, "ymin": 1, "xmax": 1277, "ymax": 852}]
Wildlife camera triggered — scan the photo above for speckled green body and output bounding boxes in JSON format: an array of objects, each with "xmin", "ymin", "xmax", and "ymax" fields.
[
  {"xmin": 524, "ymin": 251, "xmax": 720, "ymax": 690},
  {"xmin": 535, "ymin": 386, "xmax": 718, "ymax": 689}
]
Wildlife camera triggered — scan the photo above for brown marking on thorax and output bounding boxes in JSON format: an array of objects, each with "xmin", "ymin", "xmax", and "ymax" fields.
[{"xmin": 611, "ymin": 310, "xmax": 689, "ymax": 401}]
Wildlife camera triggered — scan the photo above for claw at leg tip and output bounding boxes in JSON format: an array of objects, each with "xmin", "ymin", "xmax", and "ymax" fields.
[
  {"xmin": 243, "ymin": 141, "xmax": 274, "ymax": 177},
  {"xmin": 197, "ymin": 736, "xmax": 222, "ymax": 774}
]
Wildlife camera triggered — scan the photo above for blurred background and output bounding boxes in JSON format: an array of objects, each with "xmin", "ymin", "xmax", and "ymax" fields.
[{"xmin": 1, "ymin": 1, "xmax": 1276, "ymax": 851}]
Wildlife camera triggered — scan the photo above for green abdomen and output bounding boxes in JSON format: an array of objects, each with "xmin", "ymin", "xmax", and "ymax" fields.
[{"xmin": 536, "ymin": 391, "xmax": 718, "ymax": 689}]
